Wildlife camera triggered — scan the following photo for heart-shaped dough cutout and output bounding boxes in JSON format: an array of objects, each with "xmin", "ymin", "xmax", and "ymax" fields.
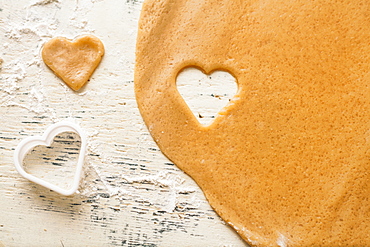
[
  {"xmin": 42, "ymin": 35, "xmax": 104, "ymax": 91},
  {"xmin": 14, "ymin": 121, "xmax": 87, "ymax": 196},
  {"xmin": 176, "ymin": 67, "xmax": 238, "ymax": 126}
]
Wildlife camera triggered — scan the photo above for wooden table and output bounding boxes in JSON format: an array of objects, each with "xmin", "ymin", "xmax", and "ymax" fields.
[{"xmin": 0, "ymin": 0, "xmax": 247, "ymax": 246}]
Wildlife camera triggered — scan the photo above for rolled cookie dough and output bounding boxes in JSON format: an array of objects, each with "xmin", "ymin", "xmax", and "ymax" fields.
[{"xmin": 135, "ymin": 0, "xmax": 370, "ymax": 246}]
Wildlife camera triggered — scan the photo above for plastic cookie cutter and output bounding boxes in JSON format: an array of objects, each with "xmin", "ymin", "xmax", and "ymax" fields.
[{"xmin": 14, "ymin": 121, "xmax": 87, "ymax": 196}]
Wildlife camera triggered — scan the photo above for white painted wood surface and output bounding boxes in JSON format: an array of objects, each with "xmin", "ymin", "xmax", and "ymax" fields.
[{"xmin": 0, "ymin": 0, "xmax": 247, "ymax": 246}]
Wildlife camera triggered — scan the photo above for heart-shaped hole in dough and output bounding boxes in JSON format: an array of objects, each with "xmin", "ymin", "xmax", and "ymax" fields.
[
  {"xmin": 176, "ymin": 67, "xmax": 238, "ymax": 126},
  {"xmin": 23, "ymin": 132, "xmax": 81, "ymax": 191}
]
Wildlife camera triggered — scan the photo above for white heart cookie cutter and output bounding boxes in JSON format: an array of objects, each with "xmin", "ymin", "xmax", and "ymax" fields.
[{"xmin": 14, "ymin": 121, "xmax": 87, "ymax": 196}]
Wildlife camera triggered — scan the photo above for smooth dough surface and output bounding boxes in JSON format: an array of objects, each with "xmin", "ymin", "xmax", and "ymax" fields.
[
  {"xmin": 42, "ymin": 35, "xmax": 104, "ymax": 91},
  {"xmin": 135, "ymin": 1, "xmax": 370, "ymax": 246}
]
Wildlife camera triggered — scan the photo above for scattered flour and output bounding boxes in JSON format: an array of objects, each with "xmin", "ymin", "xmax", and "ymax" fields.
[
  {"xmin": 277, "ymin": 233, "xmax": 288, "ymax": 247},
  {"xmin": 2, "ymin": 0, "xmax": 200, "ymax": 216},
  {"xmin": 0, "ymin": 0, "xmax": 97, "ymax": 119},
  {"xmin": 122, "ymin": 171, "xmax": 199, "ymax": 212}
]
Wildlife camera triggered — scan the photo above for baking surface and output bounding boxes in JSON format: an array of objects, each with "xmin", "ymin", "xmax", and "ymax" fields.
[{"xmin": 0, "ymin": 0, "xmax": 246, "ymax": 246}]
